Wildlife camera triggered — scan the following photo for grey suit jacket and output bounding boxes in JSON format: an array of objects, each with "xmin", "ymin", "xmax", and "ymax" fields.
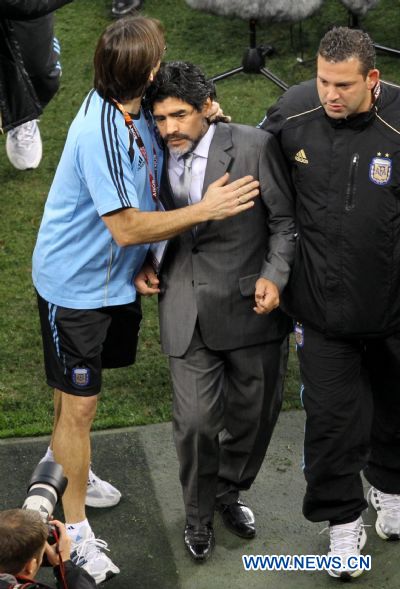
[{"xmin": 158, "ymin": 122, "xmax": 295, "ymax": 357}]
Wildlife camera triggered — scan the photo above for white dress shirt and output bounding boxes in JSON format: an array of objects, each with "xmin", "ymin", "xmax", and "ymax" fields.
[{"xmin": 168, "ymin": 124, "xmax": 216, "ymax": 205}]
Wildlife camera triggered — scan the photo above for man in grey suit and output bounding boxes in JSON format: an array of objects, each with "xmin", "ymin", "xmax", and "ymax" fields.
[{"xmin": 135, "ymin": 61, "xmax": 295, "ymax": 561}]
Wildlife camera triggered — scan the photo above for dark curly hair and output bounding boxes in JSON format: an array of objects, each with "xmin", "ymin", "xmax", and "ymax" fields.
[
  {"xmin": 318, "ymin": 27, "xmax": 376, "ymax": 78},
  {"xmin": 146, "ymin": 61, "xmax": 216, "ymax": 112}
]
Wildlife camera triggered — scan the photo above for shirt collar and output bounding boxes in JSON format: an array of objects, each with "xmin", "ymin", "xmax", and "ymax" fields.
[
  {"xmin": 192, "ymin": 123, "xmax": 216, "ymax": 159},
  {"xmin": 169, "ymin": 123, "xmax": 216, "ymax": 166}
]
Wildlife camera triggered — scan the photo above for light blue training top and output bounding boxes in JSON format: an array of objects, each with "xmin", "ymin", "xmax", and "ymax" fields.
[{"xmin": 32, "ymin": 90, "xmax": 163, "ymax": 309}]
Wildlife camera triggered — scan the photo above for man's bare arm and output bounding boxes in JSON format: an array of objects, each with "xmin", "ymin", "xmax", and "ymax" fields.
[{"xmin": 102, "ymin": 173, "xmax": 259, "ymax": 246}]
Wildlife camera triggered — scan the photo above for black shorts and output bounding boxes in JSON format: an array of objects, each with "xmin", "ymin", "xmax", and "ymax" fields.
[{"xmin": 37, "ymin": 293, "xmax": 142, "ymax": 396}]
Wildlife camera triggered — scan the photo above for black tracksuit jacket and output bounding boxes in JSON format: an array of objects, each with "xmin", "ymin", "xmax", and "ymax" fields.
[
  {"xmin": 261, "ymin": 79, "xmax": 400, "ymax": 338},
  {"xmin": 0, "ymin": 0, "xmax": 72, "ymax": 132}
]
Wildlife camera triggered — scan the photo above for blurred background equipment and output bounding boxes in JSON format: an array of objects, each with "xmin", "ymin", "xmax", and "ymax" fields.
[
  {"xmin": 185, "ymin": 0, "xmax": 325, "ymax": 89},
  {"xmin": 341, "ymin": 0, "xmax": 379, "ymax": 18},
  {"xmin": 342, "ymin": 0, "xmax": 400, "ymax": 58},
  {"xmin": 111, "ymin": 0, "xmax": 143, "ymax": 18}
]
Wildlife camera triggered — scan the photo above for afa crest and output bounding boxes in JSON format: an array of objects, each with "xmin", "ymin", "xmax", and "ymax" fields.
[
  {"xmin": 369, "ymin": 156, "xmax": 392, "ymax": 186},
  {"xmin": 72, "ymin": 366, "xmax": 90, "ymax": 387},
  {"xmin": 294, "ymin": 323, "xmax": 304, "ymax": 348}
]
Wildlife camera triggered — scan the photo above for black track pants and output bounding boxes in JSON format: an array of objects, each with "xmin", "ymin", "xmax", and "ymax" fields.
[
  {"xmin": 297, "ymin": 324, "xmax": 400, "ymax": 524},
  {"xmin": 11, "ymin": 13, "xmax": 61, "ymax": 108}
]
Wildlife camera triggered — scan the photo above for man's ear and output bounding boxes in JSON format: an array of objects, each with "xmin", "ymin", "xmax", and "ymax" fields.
[
  {"xmin": 19, "ymin": 556, "xmax": 39, "ymax": 578},
  {"xmin": 20, "ymin": 545, "xmax": 45, "ymax": 579},
  {"xmin": 202, "ymin": 97, "xmax": 213, "ymax": 117},
  {"xmin": 367, "ymin": 68, "xmax": 380, "ymax": 90}
]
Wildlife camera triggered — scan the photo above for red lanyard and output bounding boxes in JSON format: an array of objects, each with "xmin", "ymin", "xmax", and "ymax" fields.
[
  {"xmin": 112, "ymin": 98, "xmax": 159, "ymax": 207},
  {"xmin": 373, "ymin": 80, "xmax": 381, "ymax": 104}
]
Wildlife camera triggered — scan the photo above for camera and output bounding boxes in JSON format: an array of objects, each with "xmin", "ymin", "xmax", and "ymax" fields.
[
  {"xmin": 22, "ymin": 462, "xmax": 68, "ymax": 565},
  {"xmin": 22, "ymin": 461, "xmax": 68, "ymax": 522}
]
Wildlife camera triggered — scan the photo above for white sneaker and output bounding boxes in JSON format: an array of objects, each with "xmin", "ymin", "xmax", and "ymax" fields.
[
  {"xmin": 86, "ymin": 468, "xmax": 122, "ymax": 508},
  {"xmin": 368, "ymin": 486, "xmax": 400, "ymax": 540},
  {"xmin": 39, "ymin": 453, "xmax": 121, "ymax": 509},
  {"xmin": 326, "ymin": 516, "xmax": 367, "ymax": 579},
  {"xmin": 70, "ymin": 527, "xmax": 120, "ymax": 585},
  {"xmin": 6, "ymin": 120, "xmax": 42, "ymax": 170}
]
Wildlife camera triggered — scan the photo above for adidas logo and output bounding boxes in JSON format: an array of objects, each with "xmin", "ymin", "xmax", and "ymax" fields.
[
  {"xmin": 295, "ymin": 149, "xmax": 309, "ymax": 164},
  {"xmin": 137, "ymin": 156, "xmax": 145, "ymax": 170}
]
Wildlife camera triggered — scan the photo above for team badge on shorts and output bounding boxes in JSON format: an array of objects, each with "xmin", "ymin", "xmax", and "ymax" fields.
[
  {"xmin": 369, "ymin": 155, "xmax": 392, "ymax": 185},
  {"xmin": 294, "ymin": 323, "xmax": 304, "ymax": 348},
  {"xmin": 72, "ymin": 366, "xmax": 90, "ymax": 387}
]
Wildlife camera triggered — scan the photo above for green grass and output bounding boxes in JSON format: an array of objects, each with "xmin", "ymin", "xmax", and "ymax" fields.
[{"xmin": 0, "ymin": 0, "xmax": 398, "ymax": 436}]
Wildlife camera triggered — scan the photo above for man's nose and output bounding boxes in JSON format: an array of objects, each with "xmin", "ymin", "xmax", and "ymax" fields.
[
  {"xmin": 326, "ymin": 86, "xmax": 340, "ymax": 101},
  {"xmin": 165, "ymin": 117, "xmax": 179, "ymax": 134}
]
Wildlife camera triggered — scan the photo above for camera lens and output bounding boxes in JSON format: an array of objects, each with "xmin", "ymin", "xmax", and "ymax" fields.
[{"xmin": 22, "ymin": 462, "xmax": 67, "ymax": 522}]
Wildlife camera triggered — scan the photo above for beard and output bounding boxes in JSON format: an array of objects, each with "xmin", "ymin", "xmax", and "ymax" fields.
[{"xmin": 165, "ymin": 133, "xmax": 196, "ymax": 157}]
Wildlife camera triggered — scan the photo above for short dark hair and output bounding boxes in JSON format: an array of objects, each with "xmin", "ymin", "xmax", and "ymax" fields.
[
  {"xmin": 94, "ymin": 16, "xmax": 165, "ymax": 102},
  {"xmin": 0, "ymin": 509, "xmax": 47, "ymax": 575},
  {"xmin": 318, "ymin": 26, "xmax": 376, "ymax": 77},
  {"xmin": 146, "ymin": 61, "xmax": 216, "ymax": 111}
]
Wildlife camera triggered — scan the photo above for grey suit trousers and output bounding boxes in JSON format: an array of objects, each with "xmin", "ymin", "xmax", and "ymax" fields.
[{"xmin": 169, "ymin": 324, "xmax": 288, "ymax": 527}]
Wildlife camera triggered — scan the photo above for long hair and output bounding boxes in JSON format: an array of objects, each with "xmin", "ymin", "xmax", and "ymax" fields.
[{"xmin": 94, "ymin": 16, "xmax": 165, "ymax": 102}]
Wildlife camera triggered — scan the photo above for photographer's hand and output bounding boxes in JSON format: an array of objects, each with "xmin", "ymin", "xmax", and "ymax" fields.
[{"xmin": 45, "ymin": 520, "xmax": 72, "ymax": 566}]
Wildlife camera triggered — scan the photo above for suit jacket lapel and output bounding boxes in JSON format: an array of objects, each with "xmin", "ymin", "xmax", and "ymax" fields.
[
  {"xmin": 192, "ymin": 123, "xmax": 233, "ymax": 240},
  {"xmin": 202, "ymin": 123, "xmax": 233, "ymax": 196},
  {"xmin": 159, "ymin": 123, "xmax": 233, "ymax": 215}
]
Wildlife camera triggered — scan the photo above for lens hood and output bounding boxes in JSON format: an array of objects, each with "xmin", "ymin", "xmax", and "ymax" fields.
[{"xmin": 27, "ymin": 461, "xmax": 68, "ymax": 501}]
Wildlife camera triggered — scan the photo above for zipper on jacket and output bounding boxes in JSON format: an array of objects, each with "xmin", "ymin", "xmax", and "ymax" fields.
[{"xmin": 345, "ymin": 153, "xmax": 359, "ymax": 211}]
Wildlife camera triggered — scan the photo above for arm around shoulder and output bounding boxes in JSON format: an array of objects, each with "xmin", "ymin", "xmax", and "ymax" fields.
[
  {"xmin": 101, "ymin": 206, "xmax": 205, "ymax": 247},
  {"xmin": 101, "ymin": 173, "xmax": 260, "ymax": 247}
]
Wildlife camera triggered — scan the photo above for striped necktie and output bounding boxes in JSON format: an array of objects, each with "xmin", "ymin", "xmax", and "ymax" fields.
[{"xmin": 173, "ymin": 152, "xmax": 194, "ymax": 208}]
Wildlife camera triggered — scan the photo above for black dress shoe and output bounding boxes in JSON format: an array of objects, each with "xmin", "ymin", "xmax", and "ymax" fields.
[
  {"xmin": 217, "ymin": 499, "xmax": 256, "ymax": 539},
  {"xmin": 184, "ymin": 523, "xmax": 215, "ymax": 562}
]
